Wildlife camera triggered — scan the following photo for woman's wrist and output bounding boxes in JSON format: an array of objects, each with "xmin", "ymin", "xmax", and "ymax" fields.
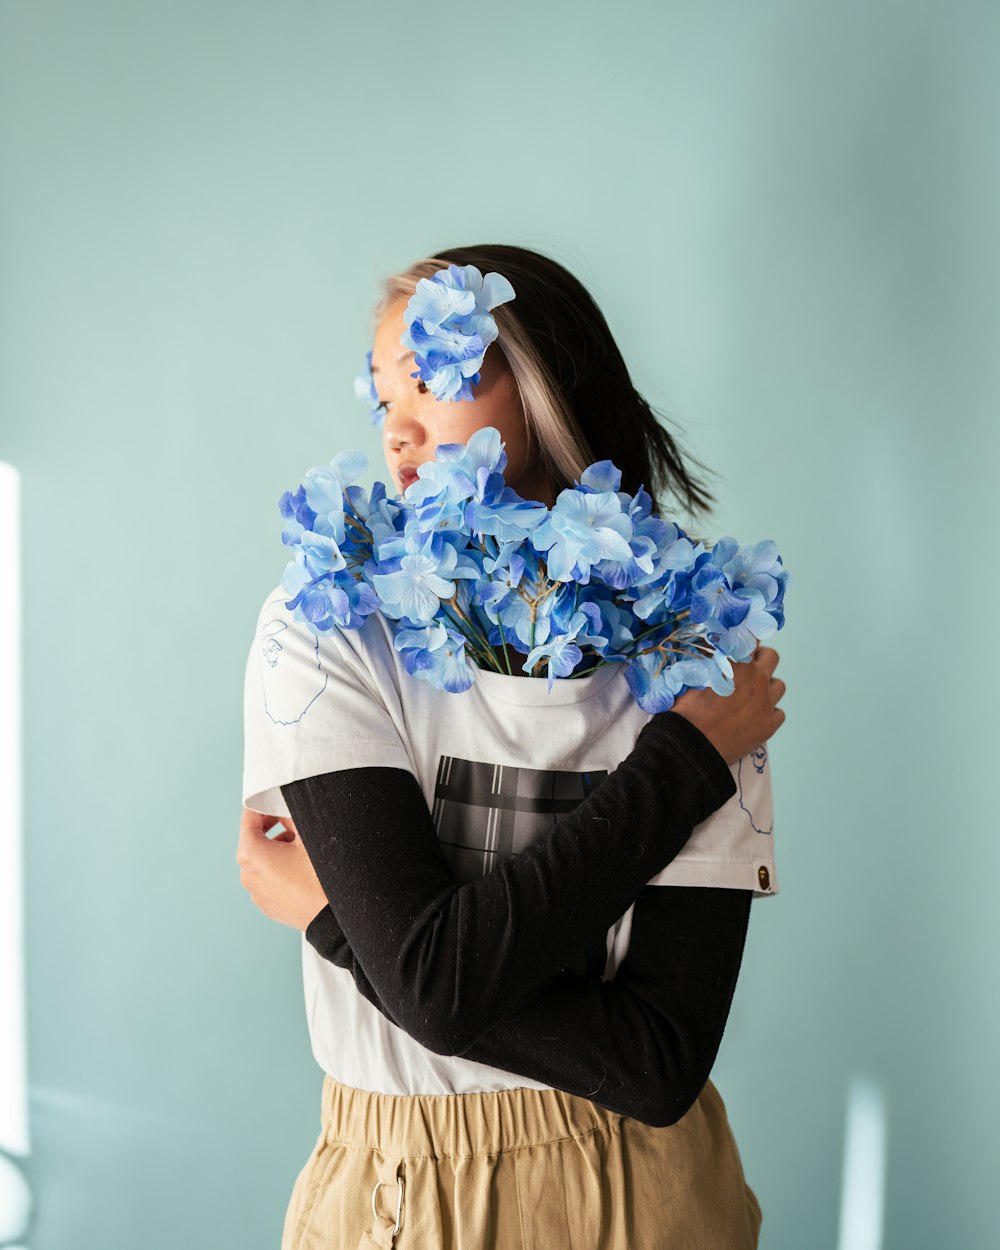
[{"xmin": 668, "ymin": 705, "xmax": 719, "ymax": 744}]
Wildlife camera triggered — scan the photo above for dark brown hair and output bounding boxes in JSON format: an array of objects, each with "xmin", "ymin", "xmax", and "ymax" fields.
[{"xmin": 375, "ymin": 243, "xmax": 720, "ymax": 523}]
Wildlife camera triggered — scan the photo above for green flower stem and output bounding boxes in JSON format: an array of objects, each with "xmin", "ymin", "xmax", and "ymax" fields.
[
  {"xmin": 497, "ymin": 617, "xmax": 514, "ymax": 675},
  {"xmin": 443, "ymin": 597, "xmax": 504, "ymax": 672}
]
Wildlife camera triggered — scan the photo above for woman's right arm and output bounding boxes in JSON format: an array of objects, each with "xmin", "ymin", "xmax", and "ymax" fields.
[{"xmin": 305, "ymin": 879, "xmax": 752, "ymax": 1128}]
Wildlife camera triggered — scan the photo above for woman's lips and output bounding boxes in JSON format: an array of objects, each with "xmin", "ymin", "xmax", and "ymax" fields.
[{"xmin": 398, "ymin": 465, "xmax": 419, "ymax": 488}]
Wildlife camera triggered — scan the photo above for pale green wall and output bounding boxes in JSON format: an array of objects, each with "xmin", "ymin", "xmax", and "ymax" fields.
[{"xmin": 1, "ymin": 2, "xmax": 996, "ymax": 1247}]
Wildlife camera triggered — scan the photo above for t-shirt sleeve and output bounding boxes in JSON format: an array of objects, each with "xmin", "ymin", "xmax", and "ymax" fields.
[
  {"xmin": 242, "ymin": 585, "xmax": 414, "ymax": 817},
  {"xmin": 645, "ymin": 740, "xmax": 779, "ymax": 899}
]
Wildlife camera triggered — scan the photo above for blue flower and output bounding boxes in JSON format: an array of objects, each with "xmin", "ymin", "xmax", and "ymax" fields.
[
  {"xmin": 401, "ymin": 264, "xmax": 516, "ymax": 402},
  {"xmin": 689, "ymin": 564, "xmax": 752, "ymax": 631},
  {"xmin": 409, "ymin": 626, "xmax": 477, "ymax": 693},
  {"xmin": 576, "ymin": 460, "xmax": 622, "ymax": 493},
  {"xmin": 711, "ymin": 537, "xmax": 792, "ymax": 633},
  {"xmin": 715, "ymin": 588, "xmax": 781, "ymax": 660},
  {"xmin": 530, "ymin": 487, "xmax": 635, "ymax": 583},
  {"xmin": 458, "ymin": 429, "xmax": 549, "ymax": 542},
  {"xmin": 591, "ymin": 596, "xmax": 637, "ymax": 654},
  {"xmin": 394, "ymin": 620, "xmax": 476, "ymax": 693},
  {"xmin": 691, "ymin": 538, "xmax": 792, "ymax": 658},
  {"xmin": 278, "ymin": 484, "xmax": 316, "ymax": 547},
  {"xmin": 624, "ymin": 650, "xmax": 688, "ymax": 713},
  {"xmin": 274, "ymin": 424, "xmax": 790, "ymax": 704},
  {"xmin": 371, "ymin": 523, "xmax": 478, "ymax": 624},
  {"xmin": 354, "ymin": 350, "xmax": 384, "ymax": 425},
  {"xmin": 298, "ymin": 450, "xmax": 369, "ymax": 543},
  {"xmin": 393, "ymin": 620, "xmax": 449, "ymax": 668},
  {"xmin": 671, "ymin": 650, "xmax": 735, "ymax": 696},
  {"xmin": 281, "ymin": 557, "xmax": 379, "ymax": 633},
  {"xmin": 299, "ymin": 531, "xmax": 347, "ymax": 579},
  {"xmin": 473, "ymin": 544, "xmax": 573, "ymax": 653},
  {"xmin": 622, "ymin": 645, "xmax": 735, "ymax": 714},
  {"xmin": 401, "ymin": 426, "xmax": 503, "ymax": 532},
  {"xmin": 628, "ymin": 522, "xmax": 700, "ymax": 611},
  {"xmin": 523, "ymin": 604, "xmax": 607, "ymax": 689}
]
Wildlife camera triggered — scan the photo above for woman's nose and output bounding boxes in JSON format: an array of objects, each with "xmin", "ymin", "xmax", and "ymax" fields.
[{"xmin": 385, "ymin": 414, "xmax": 425, "ymax": 453}]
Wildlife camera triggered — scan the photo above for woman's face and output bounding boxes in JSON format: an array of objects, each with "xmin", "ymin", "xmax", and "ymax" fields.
[{"xmin": 370, "ymin": 295, "xmax": 557, "ymax": 506}]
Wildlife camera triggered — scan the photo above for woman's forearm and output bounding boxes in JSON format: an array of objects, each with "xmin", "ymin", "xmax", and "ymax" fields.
[
  {"xmin": 305, "ymin": 883, "xmax": 752, "ymax": 1127},
  {"xmin": 281, "ymin": 710, "xmax": 737, "ymax": 1056}
]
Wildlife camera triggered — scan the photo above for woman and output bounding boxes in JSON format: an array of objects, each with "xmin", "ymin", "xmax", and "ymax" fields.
[{"xmin": 238, "ymin": 243, "xmax": 786, "ymax": 1248}]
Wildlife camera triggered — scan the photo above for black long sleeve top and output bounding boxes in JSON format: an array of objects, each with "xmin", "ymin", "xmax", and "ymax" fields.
[
  {"xmin": 278, "ymin": 710, "xmax": 753, "ymax": 1126},
  {"xmin": 303, "ymin": 867, "xmax": 751, "ymax": 1127},
  {"xmin": 279, "ymin": 709, "xmax": 737, "ymax": 1056}
]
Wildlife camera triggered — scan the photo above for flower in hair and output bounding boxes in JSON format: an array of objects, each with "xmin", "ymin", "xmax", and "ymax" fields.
[
  {"xmin": 353, "ymin": 349, "xmax": 385, "ymax": 425},
  {"xmin": 401, "ymin": 264, "xmax": 516, "ymax": 402}
]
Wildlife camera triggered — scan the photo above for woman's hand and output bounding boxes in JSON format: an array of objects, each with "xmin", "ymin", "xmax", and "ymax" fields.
[
  {"xmin": 236, "ymin": 807, "xmax": 330, "ymax": 933},
  {"xmin": 671, "ymin": 645, "xmax": 786, "ymax": 765}
]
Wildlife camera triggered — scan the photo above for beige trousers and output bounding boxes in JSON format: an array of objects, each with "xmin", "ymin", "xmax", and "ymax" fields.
[{"xmin": 280, "ymin": 1073, "xmax": 763, "ymax": 1249}]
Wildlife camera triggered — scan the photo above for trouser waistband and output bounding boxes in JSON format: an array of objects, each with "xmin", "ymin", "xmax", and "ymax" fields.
[{"xmin": 319, "ymin": 1074, "xmax": 621, "ymax": 1159}]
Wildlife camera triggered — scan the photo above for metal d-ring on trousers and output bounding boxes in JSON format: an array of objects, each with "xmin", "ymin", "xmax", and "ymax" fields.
[{"xmin": 368, "ymin": 1164, "xmax": 405, "ymax": 1248}]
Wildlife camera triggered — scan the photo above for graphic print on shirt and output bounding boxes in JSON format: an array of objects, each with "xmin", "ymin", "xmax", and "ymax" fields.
[
  {"xmin": 736, "ymin": 742, "xmax": 772, "ymax": 835},
  {"xmin": 258, "ymin": 618, "xmax": 328, "ymax": 726},
  {"xmin": 432, "ymin": 755, "xmax": 611, "ymax": 980}
]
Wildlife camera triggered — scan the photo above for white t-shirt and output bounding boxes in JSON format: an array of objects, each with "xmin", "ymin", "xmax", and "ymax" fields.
[{"xmin": 242, "ymin": 583, "xmax": 779, "ymax": 1096}]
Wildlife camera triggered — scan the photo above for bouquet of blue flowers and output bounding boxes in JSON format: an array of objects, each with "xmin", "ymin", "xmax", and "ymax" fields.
[{"xmin": 277, "ymin": 427, "xmax": 790, "ymax": 714}]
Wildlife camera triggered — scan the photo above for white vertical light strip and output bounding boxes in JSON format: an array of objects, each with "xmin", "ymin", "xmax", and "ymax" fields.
[
  {"xmin": 836, "ymin": 1074, "xmax": 888, "ymax": 1250},
  {"xmin": 0, "ymin": 460, "xmax": 28, "ymax": 1157}
]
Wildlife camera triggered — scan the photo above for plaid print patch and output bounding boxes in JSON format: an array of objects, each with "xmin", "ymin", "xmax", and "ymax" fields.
[{"xmin": 432, "ymin": 755, "xmax": 611, "ymax": 980}]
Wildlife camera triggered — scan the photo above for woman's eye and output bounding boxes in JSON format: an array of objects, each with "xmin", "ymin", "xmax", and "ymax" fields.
[{"xmin": 376, "ymin": 380, "xmax": 425, "ymax": 416}]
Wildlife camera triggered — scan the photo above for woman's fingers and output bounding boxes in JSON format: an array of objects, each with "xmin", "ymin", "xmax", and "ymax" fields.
[
  {"xmin": 236, "ymin": 807, "xmax": 302, "ymax": 868},
  {"xmin": 237, "ymin": 807, "xmax": 279, "ymax": 865},
  {"xmin": 243, "ymin": 807, "xmax": 279, "ymax": 834}
]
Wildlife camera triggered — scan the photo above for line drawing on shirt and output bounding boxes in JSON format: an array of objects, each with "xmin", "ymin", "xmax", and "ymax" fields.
[
  {"xmin": 258, "ymin": 618, "xmax": 328, "ymax": 726},
  {"xmin": 432, "ymin": 754, "xmax": 609, "ymax": 979},
  {"xmin": 736, "ymin": 743, "xmax": 772, "ymax": 835}
]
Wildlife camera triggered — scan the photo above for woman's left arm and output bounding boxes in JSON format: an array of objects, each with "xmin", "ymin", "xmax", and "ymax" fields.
[{"xmin": 305, "ymin": 882, "xmax": 751, "ymax": 1129}]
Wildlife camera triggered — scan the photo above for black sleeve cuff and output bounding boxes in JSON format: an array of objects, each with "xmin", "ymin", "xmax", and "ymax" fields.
[{"xmin": 305, "ymin": 903, "xmax": 344, "ymax": 960}]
